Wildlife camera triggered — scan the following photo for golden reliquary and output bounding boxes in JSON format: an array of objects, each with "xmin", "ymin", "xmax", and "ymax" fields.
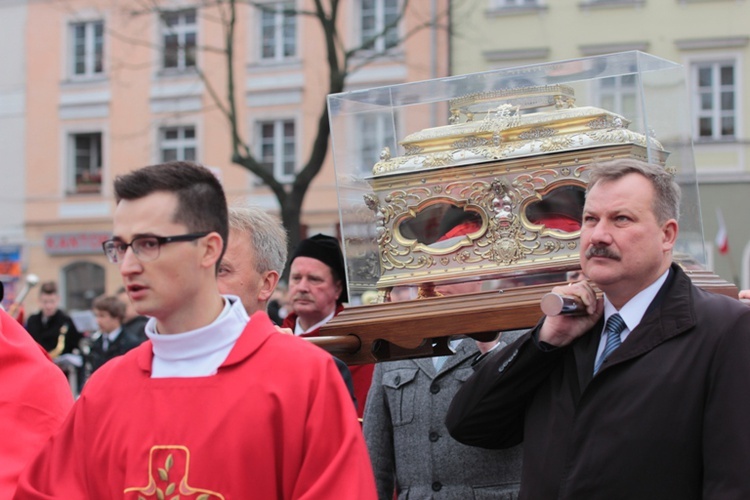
[{"xmin": 363, "ymin": 83, "xmax": 668, "ymax": 293}]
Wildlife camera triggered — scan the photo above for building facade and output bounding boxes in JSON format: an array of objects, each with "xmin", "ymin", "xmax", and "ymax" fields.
[
  {"xmin": 0, "ymin": 0, "xmax": 29, "ymax": 307},
  {"xmin": 450, "ymin": 0, "xmax": 750, "ymax": 288},
  {"xmin": 20, "ymin": 0, "xmax": 449, "ymax": 311}
]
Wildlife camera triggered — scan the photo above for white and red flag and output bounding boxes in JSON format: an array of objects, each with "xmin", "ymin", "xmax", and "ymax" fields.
[{"xmin": 715, "ymin": 207, "xmax": 729, "ymax": 255}]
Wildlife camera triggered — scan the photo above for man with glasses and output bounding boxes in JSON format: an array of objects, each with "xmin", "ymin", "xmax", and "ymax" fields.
[{"xmin": 16, "ymin": 161, "xmax": 377, "ymax": 499}]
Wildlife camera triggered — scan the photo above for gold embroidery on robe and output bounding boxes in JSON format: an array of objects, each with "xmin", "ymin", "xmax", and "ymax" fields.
[{"xmin": 124, "ymin": 445, "xmax": 225, "ymax": 500}]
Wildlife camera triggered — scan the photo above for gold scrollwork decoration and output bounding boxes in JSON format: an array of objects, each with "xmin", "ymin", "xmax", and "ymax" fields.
[{"xmin": 369, "ymin": 165, "xmax": 585, "ymax": 275}]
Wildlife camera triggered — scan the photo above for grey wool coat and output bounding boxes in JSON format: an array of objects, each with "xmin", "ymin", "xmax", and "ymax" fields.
[{"xmin": 363, "ymin": 334, "xmax": 523, "ymax": 500}]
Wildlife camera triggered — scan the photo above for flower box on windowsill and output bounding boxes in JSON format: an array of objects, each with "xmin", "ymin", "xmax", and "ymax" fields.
[{"xmin": 73, "ymin": 183, "xmax": 102, "ymax": 194}]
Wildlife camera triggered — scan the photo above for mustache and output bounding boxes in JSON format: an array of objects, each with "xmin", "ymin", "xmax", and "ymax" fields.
[
  {"xmin": 292, "ymin": 293, "xmax": 313, "ymax": 301},
  {"xmin": 585, "ymin": 245, "xmax": 621, "ymax": 261}
]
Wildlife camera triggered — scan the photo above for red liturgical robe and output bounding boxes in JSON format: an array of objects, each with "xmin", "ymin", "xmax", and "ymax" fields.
[
  {"xmin": 0, "ymin": 309, "xmax": 73, "ymax": 498},
  {"xmin": 283, "ymin": 305, "xmax": 375, "ymax": 419},
  {"xmin": 15, "ymin": 312, "xmax": 376, "ymax": 499}
]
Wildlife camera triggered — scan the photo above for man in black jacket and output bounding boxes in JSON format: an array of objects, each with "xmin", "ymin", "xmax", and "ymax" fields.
[
  {"xmin": 446, "ymin": 159, "xmax": 750, "ymax": 499},
  {"xmin": 25, "ymin": 281, "xmax": 82, "ymax": 358}
]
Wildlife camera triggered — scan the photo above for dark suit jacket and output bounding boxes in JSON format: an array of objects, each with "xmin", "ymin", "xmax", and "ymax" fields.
[
  {"xmin": 87, "ymin": 328, "xmax": 145, "ymax": 375},
  {"xmin": 120, "ymin": 315, "xmax": 148, "ymax": 344},
  {"xmin": 446, "ymin": 264, "xmax": 750, "ymax": 499},
  {"xmin": 25, "ymin": 310, "xmax": 82, "ymax": 355}
]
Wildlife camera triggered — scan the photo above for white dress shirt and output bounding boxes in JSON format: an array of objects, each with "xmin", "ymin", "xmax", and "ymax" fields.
[{"xmin": 594, "ymin": 269, "xmax": 669, "ymax": 367}]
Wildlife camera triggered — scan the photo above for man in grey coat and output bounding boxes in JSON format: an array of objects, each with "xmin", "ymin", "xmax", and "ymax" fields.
[{"xmin": 363, "ymin": 283, "xmax": 522, "ymax": 499}]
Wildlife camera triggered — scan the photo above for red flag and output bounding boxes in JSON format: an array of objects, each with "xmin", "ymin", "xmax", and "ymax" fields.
[{"xmin": 715, "ymin": 208, "xmax": 729, "ymax": 255}]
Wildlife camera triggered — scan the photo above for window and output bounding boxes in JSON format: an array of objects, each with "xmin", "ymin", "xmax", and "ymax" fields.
[
  {"xmin": 596, "ymin": 71, "xmax": 639, "ymax": 119},
  {"xmin": 692, "ymin": 61, "xmax": 736, "ymax": 140},
  {"xmin": 358, "ymin": 114, "xmax": 395, "ymax": 173},
  {"xmin": 161, "ymin": 9, "xmax": 197, "ymax": 70},
  {"xmin": 258, "ymin": 120, "xmax": 296, "ymax": 182},
  {"xmin": 64, "ymin": 262, "xmax": 105, "ymax": 311},
  {"xmin": 159, "ymin": 126, "xmax": 197, "ymax": 162},
  {"xmin": 70, "ymin": 20, "xmax": 104, "ymax": 77},
  {"xmin": 260, "ymin": 2, "xmax": 296, "ymax": 60},
  {"xmin": 361, "ymin": 0, "xmax": 399, "ymax": 52},
  {"xmin": 69, "ymin": 133, "xmax": 102, "ymax": 194}
]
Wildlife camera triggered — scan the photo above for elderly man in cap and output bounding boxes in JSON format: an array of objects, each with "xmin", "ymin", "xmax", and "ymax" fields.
[{"xmin": 283, "ymin": 234, "xmax": 374, "ymax": 418}]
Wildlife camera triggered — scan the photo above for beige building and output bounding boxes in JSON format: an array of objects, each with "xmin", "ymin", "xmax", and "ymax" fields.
[
  {"xmin": 0, "ymin": 1, "xmax": 29, "ymax": 306},
  {"xmin": 19, "ymin": 0, "xmax": 449, "ymax": 311},
  {"xmin": 450, "ymin": 0, "xmax": 750, "ymax": 288},
  {"xmin": 20, "ymin": 0, "xmax": 743, "ymax": 311}
]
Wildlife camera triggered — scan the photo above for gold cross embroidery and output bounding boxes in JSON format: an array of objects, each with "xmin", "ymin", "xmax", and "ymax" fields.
[{"xmin": 124, "ymin": 445, "xmax": 225, "ymax": 500}]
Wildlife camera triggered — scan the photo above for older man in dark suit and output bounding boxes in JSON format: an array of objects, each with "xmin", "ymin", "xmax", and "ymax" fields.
[{"xmin": 447, "ymin": 159, "xmax": 750, "ymax": 499}]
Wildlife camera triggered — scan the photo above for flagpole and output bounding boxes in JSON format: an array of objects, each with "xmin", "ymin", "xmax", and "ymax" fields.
[
  {"xmin": 726, "ymin": 250, "xmax": 740, "ymax": 287},
  {"xmin": 715, "ymin": 207, "xmax": 740, "ymax": 286}
]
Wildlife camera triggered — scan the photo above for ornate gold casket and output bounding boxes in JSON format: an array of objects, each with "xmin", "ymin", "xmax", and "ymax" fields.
[
  {"xmin": 364, "ymin": 84, "xmax": 667, "ymax": 292},
  {"xmin": 322, "ymin": 52, "xmax": 731, "ymax": 365}
]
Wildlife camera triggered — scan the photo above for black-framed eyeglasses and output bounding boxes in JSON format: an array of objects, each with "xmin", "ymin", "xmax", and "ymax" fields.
[{"xmin": 102, "ymin": 232, "xmax": 209, "ymax": 264}]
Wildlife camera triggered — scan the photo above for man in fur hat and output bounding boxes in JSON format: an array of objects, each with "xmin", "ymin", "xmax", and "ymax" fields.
[{"xmin": 282, "ymin": 234, "xmax": 374, "ymax": 418}]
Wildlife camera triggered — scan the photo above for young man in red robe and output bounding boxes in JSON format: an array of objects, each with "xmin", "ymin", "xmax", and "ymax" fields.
[
  {"xmin": 0, "ymin": 282, "xmax": 73, "ymax": 498},
  {"xmin": 282, "ymin": 234, "xmax": 375, "ymax": 419},
  {"xmin": 15, "ymin": 162, "xmax": 376, "ymax": 499}
]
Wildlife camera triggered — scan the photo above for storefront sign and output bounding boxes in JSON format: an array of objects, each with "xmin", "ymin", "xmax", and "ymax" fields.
[{"xmin": 44, "ymin": 232, "xmax": 111, "ymax": 256}]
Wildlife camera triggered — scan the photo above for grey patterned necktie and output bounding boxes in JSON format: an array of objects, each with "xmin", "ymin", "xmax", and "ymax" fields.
[{"xmin": 594, "ymin": 313, "xmax": 626, "ymax": 374}]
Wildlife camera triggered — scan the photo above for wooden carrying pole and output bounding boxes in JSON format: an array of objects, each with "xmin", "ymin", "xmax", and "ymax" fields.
[{"xmin": 311, "ymin": 269, "xmax": 737, "ymax": 365}]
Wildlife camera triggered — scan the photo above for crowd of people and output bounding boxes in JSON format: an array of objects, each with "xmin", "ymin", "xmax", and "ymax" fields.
[
  {"xmin": 18, "ymin": 281, "xmax": 148, "ymax": 393},
  {"xmin": 3, "ymin": 158, "xmax": 750, "ymax": 498}
]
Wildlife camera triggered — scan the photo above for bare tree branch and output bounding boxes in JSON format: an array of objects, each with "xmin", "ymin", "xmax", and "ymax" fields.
[{"xmin": 110, "ymin": 0, "xmax": 453, "ymax": 269}]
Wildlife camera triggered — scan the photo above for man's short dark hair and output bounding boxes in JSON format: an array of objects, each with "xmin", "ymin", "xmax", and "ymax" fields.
[
  {"xmin": 113, "ymin": 161, "xmax": 228, "ymax": 270},
  {"xmin": 92, "ymin": 295, "xmax": 126, "ymax": 322},
  {"xmin": 39, "ymin": 281, "xmax": 58, "ymax": 295}
]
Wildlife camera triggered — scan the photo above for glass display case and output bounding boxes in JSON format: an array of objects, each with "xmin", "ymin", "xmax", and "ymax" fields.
[
  {"xmin": 329, "ymin": 51, "xmax": 704, "ymax": 302},
  {"xmin": 322, "ymin": 52, "xmax": 727, "ymax": 364}
]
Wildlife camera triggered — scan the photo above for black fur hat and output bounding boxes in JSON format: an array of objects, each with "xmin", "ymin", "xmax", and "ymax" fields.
[{"xmin": 291, "ymin": 234, "xmax": 348, "ymax": 304}]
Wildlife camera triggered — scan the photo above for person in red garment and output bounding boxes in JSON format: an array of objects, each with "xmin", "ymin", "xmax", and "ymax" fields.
[
  {"xmin": 0, "ymin": 282, "xmax": 73, "ymax": 498},
  {"xmin": 217, "ymin": 206, "xmax": 358, "ymax": 409},
  {"xmin": 282, "ymin": 234, "xmax": 375, "ymax": 419},
  {"xmin": 15, "ymin": 162, "xmax": 376, "ymax": 499}
]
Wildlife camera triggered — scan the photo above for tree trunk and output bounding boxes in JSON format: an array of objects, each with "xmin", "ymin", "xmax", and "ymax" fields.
[{"xmin": 279, "ymin": 194, "xmax": 303, "ymax": 282}]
